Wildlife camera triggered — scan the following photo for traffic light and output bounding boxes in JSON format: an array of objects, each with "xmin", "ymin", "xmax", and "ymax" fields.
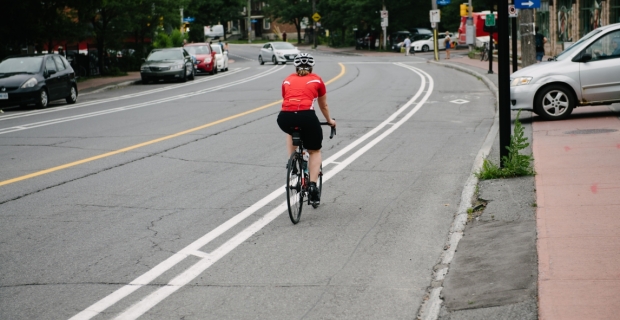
[{"xmin": 460, "ymin": 4, "xmax": 467, "ymax": 17}]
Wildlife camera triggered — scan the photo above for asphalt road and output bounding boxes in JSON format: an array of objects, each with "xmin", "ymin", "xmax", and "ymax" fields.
[{"xmin": 0, "ymin": 44, "xmax": 496, "ymax": 319}]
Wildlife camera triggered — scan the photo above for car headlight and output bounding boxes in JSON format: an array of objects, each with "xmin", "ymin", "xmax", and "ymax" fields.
[
  {"xmin": 204, "ymin": 57, "xmax": 212, "ymax": 63},
  {"xmin": 140, "ymin": 65, "xmax": 149, "ymax": 71},
  {"xmin": 510, "ymin": 77, "xmax": 533, "ymax": 86},
  {"xmin": 170, "ymin": 64, "xmax": 184, "ymax": 70},
  {"xmin": 275, "ymin": 51, "xmax": 282, "ymax": 56},
  {"xmin": 21, "ymin": 77, "xmax": 38, "ymax": 88}
]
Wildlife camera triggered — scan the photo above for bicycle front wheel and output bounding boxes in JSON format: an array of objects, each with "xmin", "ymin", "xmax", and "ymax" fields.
[{"xmin": 286, "ymin": 152, "xmax": 304, "ymax": 224}]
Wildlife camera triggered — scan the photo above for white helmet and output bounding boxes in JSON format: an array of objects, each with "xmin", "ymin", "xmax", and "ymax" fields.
[{"xmin": 293, "ymin": 53, "xmax": 315, "ymax": 68}]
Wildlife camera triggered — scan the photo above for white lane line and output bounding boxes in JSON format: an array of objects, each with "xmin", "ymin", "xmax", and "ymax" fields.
[
  {"xmin": 0, "ymin": 67, "xmax": 253, "ymax": 122},
  {"xmin": 70, "ymin": 63, "xmax": 432, "ymax": 320},
  {"xmin": 0, "ymin": 66, "xmax": 285, "ymax": 135}
]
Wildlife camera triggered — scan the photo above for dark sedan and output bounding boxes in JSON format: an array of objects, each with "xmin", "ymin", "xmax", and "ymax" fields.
[
  {"xmin": 140, "ymin": 48, "xmax": 195, "ymax": 83},
  {"xmin": 0, "ymin": 54, "xmax": 78, "ymax": 109}
]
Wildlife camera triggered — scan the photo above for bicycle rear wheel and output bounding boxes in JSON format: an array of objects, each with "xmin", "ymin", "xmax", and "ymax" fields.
[
  {"xmin": 286, "ymin": 152, "xmax": 304, "ymax": 224},
  {"xmin": 312, "ymin": 164, "xmax": 323, "ymax": 209}
]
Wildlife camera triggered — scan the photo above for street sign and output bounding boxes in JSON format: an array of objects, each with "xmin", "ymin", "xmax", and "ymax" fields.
[
  {"xmin": 437, "ymin": 0, "xmax": 451, "ymax": 5},
  {"xmin": 508, "ymin": 5, "xmax": 518, "ymax": 18},
  {"xmin": 182, "ymin": 17, "xmax": 195, "ymax": 23},
  {"xmin": 381, "ymin": 17, "xmax": 388, "ymax": 27},
  {"xmin": 431, "ymin": 22, "xmax": 437, "ymax": 29},
  {"xmin": 514, "ymin": 0, "xmax": 540, "ymax": 9},
  {"xmin": 312, "ymin": 12, "xmax": 321, "ymax": 22},
  {"xmin": 380, "ymin": 10, "xmax": 388, "ymax": 18},
  {"xmin": 430, "ymin": 9, "xmax": 441, "ymax": 23},
  {"xmin": 485, "ymin": 13, "xmax": 496, "ymax": 26}
]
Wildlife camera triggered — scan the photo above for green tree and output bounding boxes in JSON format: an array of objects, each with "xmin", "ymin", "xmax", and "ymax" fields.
[
  {"xmin": 185, "ymin": 0, "xmax": 246, "ymax": 42},
  {"xmin": 264, "ymin": 0, "xmax": 312, "ymax": 44}
]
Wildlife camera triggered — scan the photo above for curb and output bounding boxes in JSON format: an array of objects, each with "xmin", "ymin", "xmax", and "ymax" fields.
[{"xmin": 79, "ymin": 79, "xmax": 141, "ymax": 95}]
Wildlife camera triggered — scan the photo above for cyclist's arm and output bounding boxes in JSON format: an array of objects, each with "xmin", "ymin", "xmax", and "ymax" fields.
[{"xmin": 318, "ymin": 95, "xmax": 336, "ymax": 127}]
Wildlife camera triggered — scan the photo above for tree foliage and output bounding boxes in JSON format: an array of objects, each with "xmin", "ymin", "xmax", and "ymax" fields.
[{"xmin": 263, "ymin": 0, "xmax": 313, "ymax": 43}]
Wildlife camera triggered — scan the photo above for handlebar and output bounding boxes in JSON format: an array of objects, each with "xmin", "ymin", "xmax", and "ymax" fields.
[{"xmin": 319, "ymin": 119, "xmax": 336, "ymax": 139}]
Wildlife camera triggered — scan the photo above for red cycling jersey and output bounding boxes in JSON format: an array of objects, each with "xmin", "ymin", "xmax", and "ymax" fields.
[{"xmin": 281, "ymin": 73, "xmax": 326, "ymax": 112}]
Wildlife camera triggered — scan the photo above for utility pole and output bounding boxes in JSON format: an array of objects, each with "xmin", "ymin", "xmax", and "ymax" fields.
[
  {"xmin": 431, "ymin": 0, "xmax": 439, "ymax": 61},
  {"xmin": 498, "ymin": 0, "xmax": 511, "ymax": 166},
  {"xmin": 247, "ymin": 0, "xmax": 252, "ymax": 44},
  {"xmin": 312, "ymin": 0, "xmax": 317, "ymax": 49},
  {"xmin": 520, "ymin": 9, "xmax": 536, "ymax": 67}
]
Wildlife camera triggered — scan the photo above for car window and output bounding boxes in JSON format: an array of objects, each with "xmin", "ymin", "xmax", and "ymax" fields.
[
  {"xmin": 263, "ymin": 44, "xmax": 269, "ymax": 49},
  {"xmin": 185, "ymin": 45, "xmax": 210, "ymax": 55},
  {"xmin": 0, "ymin": 57, "xmax": 43, "ymax": 73},
  {"xmin": 556, "ymin": 29, "xmax": 603, "ymax": 61},
  {"xmin": 272, "ymin": 42, "xmax": 295, "ymax": 49},
  {"xmin": 46, "ymin": 57, "xmax": 57, "ymax": 72},
  {"xmin": 147, "ymin": 50, "xmax": 183, "ymax": 61},
  {"xmin": 60, "ymin": 55, "xmax": 71, "ymax": 69},
  {"xmin": 53, "ymin": 56, "xmax": 66, "ymax": 71},
  {"xmin": 211, "ymin": 45, "xmax": 222, "ymax": 54},
  {"xmin": 586, "ymin": 30, "xmax": 620, "ymax": 61}
]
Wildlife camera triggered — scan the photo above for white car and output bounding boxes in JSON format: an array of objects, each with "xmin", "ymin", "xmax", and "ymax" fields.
[
  {"xmin": 412, "ymin": 33, "xmax": 453, "ymax": 52},
  {"xmin": 510, "ymin": 23, "xmax": 620, "ymax": 120},
  {"xmin": 211, "ymin": 44, "xmax": 228, "ymax": 72},
  {"xmin": 259, "ymin": 42, "xmax": 300, "ymax": 65}
]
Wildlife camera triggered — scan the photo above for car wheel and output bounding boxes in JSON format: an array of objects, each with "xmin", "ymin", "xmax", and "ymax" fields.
[
  {"xmin": 535, "ymin": 84, "xmax": 575, "ymax": 121},
  {"xmin": 65, "ymin": 85, "xmax": 78, "ymax": 104},
  {"xmin": 422, "ymin": 45, "xmax": 429, "ymax": 52},
  {"xmin": 272, "ymin": 56, "xmax": 277, "ymax": 65},
  {"xmin": 259, "ymin": 55, "xmax": 264, "ymax": 65},
  {"xmin": 189, "ymin": 66, "xmax": 195, "ymax": 80},
  {"xmin": 181, "ymin": 67, "xmax": 188, "ymax": 82},
  {"xmin": 35, "ymin": 88, "xmax": 48, "ymax": 108},
  {"xmin": 141, "ymin": 75, "xmax": 149, "ymax": 84}
]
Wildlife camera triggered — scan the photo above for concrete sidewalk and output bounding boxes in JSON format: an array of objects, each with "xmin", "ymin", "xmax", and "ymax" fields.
[
  {"xmin": 76, "ymin": 71, "xmax": 141, "ymax": 94},
  {"xmin": 433, "ymin": 55, "xmax": 620, "ymax": 319}
]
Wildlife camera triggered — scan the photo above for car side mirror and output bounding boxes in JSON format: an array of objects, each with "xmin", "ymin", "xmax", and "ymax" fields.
[
  {"xmin": 141, "ymin": 58, "xmax": 145, "ymax": 62},
  {"xmin": 46, "ymin": 70, "xmax": 57, "ymax": 77},
  {"xmin": 582, "ymin": 53, "xmax": 593, "ymax": 62}
]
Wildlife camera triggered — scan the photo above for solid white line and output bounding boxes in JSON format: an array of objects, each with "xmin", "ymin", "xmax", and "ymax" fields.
[
  {"xmin": 70, "ymin": 63, "xmax": 433, "ymax": 320},
  {"xmin": 0, "ymin": 66, "xmax": 285, "ymax": 135}
]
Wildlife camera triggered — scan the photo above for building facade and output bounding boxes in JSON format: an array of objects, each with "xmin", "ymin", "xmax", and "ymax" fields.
[{"xmin": 537, "ymin": 0, "xmax": 620, "ymax": 55}]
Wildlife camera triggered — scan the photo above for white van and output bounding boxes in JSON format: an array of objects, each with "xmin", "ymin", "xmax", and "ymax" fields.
[{"xmin": 204, "ymin": 25, "xmax": 224, "ymax": 39}]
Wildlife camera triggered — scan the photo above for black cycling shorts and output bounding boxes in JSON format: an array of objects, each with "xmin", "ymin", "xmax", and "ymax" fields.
[{"xmin": 277, "ymin": 110, "xmax": 323, "ymax": 150}]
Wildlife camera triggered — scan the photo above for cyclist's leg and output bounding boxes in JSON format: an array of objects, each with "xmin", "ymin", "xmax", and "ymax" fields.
[{"xmin": 308, "ymin": 150, "xmax": 322, "ymax": 182}]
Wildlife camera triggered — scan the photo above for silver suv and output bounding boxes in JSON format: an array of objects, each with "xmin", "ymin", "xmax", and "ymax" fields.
[{"xmin": 510, "ymin": 22, "xmax": 620, "ymax": 120}]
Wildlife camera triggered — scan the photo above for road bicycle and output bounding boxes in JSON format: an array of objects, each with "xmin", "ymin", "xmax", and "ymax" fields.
[
  {"xmin": 286, "ymin": 121, "xmax": 336, "ymax": 224},
  {"xmin": 480, "ymin": 42, "xmax": 490, "ymax": 61}
]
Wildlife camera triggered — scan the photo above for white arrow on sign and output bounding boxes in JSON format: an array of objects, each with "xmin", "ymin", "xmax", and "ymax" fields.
[{"xmin": 521, "ymin": 1, "xmax": 534, "ymax": 7}]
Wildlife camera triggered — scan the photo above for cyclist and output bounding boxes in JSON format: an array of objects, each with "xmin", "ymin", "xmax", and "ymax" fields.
[{"xmin": 277, "ymin": 53, "xmax": 336, "ymax": 205}]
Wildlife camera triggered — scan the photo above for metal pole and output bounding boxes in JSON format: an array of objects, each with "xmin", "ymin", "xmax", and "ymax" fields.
[
  {"xmin": 432, "ymin": 0, "xmax": 439, "ymax": 61},
  {"xmin": 488, "ymin": 30, "xmax": 493, "ymax": 74},
  {"xmin": 498, "ymin": 0, "xmax": 511, "ymax": 167},
  {"xmin": 383, "ymin": 3, "xmax": 387, "ymax": 50},
  {"xmin": 312, "ymin": 0, "xmax": 317, "ymax": 49},
  {"xmin": 247, "ymin": 0, "xmax": 251, "ymax": 44},
  {"xmin": 468, "ymin": 0, "xmax": 473, "ymax": 52},
  {"xmin": 512, "ymin": 9, "xmax": 518, "ymax": 72}
]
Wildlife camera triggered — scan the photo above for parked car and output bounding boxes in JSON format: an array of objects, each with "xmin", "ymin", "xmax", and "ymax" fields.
[
  {"xmin": 140, "ymin": 48, "xmax": 195, "ymax": 83},
  {"xmin": 393, "ymin": 34, "xmax": 432, "ymax": 53},
  {"xmin": 390, "ymin": 31, "xmax": 412, "ymax": 51},
  {"xmin": 510, "ymin": 23, "xmax": 620, "ymax": 120},
  {"xmin": 0, "ymin": 54, "xmax": 78, "ymax": 109},
  {"xmin": 412, "ymin": 33, "xmax": 453, "ymax": 52},
  {"xmin": 210, "ymin": 43, "xmax": 229, "ymax": 72},
  {"xmin": 258, "ymin": 42, "xmax": 300, "ymax": 65},
  {"xmin": 183, "ymin": 43, "xmax": 216, "ymax": 75}
]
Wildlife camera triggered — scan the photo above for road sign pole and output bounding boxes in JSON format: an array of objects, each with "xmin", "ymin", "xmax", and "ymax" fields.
[
  {"xmin": 498, "ymin": 0, "xmax": 512, "ymax": 167},
  {"xmin": 511, "ymin": 2, "xmax": 518, "ymax": 72},
  {"xmin": 312, "ymin": 0, "xmax": 316, "ymax": 49}
]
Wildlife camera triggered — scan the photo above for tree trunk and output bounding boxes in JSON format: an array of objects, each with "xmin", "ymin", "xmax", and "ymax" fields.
[{"xmin": 519, "ymin": 9, "xmax": 536, "ymax": 67}]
